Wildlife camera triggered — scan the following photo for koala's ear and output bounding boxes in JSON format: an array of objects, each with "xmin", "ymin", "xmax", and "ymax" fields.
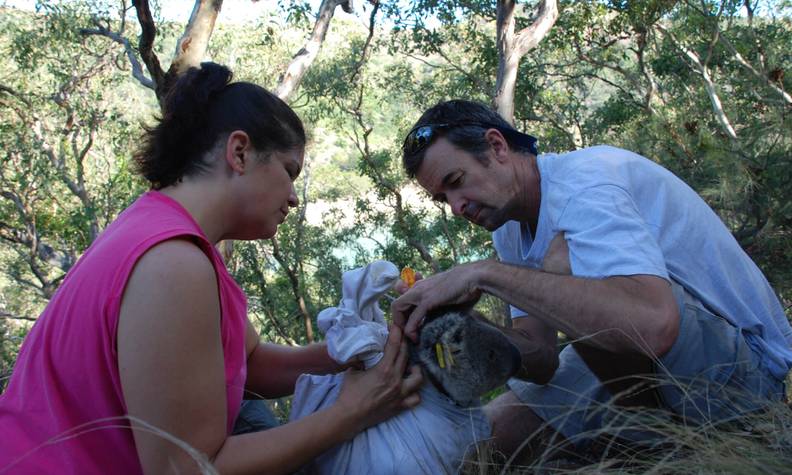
[{"xmin": 425, "ymin": 302, "xmax": 478, "ymax": 324}]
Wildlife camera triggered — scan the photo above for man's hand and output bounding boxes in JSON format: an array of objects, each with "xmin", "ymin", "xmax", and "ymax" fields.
[
  {"xmin": 390, "ymin": 261, "xmax": 485, "ymax": 341},
  {"xmin": 393, "ymin": 270, "xmax": 423, "ymax": 295}
]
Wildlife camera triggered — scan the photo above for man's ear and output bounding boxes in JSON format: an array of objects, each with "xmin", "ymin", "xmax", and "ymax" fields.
[
  {"xmin": 484, "ymin": 128, "xmax": 510, "ymax": 164},
  {"xmin": 224, "ymin": 130, "xmax": 252, "ymax": 174}
]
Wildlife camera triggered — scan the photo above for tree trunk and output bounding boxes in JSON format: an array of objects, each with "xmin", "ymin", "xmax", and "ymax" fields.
[
  {"xmin": 494, "ymin": 0, "xmax": 559, "ymax": 123},
  {"xmin": 273, "ymin": 0, "xmax": 347, "ymax": 101},
  {"xmin": 170, "ymin": 0, "xmax": 224, "ymax": 76},
  {"xmin": 271, "ymin": 238, "xmax": 315, "ymax": 343},
  {"xmin": 132, "ymin": 0, "xmax": 223, "ymax": 105}
]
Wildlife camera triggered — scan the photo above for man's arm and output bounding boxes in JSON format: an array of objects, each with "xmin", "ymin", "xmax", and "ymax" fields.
[
  {"xmin": 391, "ymin": 260, "xmax": 678, "ymax": 358},
  {"xmin": 478, "ymin": 260, "xmax": 678, "ymax": 356}
]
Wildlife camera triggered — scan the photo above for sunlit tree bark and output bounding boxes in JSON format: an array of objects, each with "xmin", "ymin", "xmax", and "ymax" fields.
[{"xmin": 494, "ymin": 0, "xmax": 559, "ymax": 123}]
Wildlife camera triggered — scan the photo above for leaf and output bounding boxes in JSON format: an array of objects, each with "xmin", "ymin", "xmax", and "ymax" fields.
[{"xmin": 400, "ymin": 266, "xmax": 416, "ymax": 288}]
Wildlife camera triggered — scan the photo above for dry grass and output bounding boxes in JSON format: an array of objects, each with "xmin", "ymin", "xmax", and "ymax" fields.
[
  {"xmin": 460, "ymin": 382, "xmax": 792, "ymax": 475},
  {"xmin": 1, "ymin": 416, "xmax": 218, "ymax": 475},
  {"xmin": 3, "ymin": 379, "xmax": 791, "ymax": 474}
]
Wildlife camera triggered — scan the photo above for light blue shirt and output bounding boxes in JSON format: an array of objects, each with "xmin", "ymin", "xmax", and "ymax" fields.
[{"xmin": 493, "ymin": 145, "xmax": 792, "ymax": 380}]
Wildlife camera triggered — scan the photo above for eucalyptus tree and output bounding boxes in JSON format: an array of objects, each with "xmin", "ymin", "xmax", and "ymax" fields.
[
  {"xmin": 0, "ymin": 4, "xmax": 150, "ymax": 386},
  {"xmin": 0, "ymin": 5, "xmax": 145, "ymax": 313},
  {"xmin": 381, "ymin": 0, "xmax": 558, "ymax": 123},
  {"xmin": 525, "ymin": 0, "xmax": 792, "ymax": 303}
]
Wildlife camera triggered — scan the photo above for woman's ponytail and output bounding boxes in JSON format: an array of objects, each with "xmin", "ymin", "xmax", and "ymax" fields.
[{"xmin": 134, "ymin": 62, "xmax": 305, "ymax": 189}]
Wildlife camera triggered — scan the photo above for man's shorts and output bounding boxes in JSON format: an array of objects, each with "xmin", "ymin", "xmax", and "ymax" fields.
[
  {"xmin": 506, "ymin": 281, "xmax": 787, "ymax": 448},
  {"xmin": 232, "ymin": 399, "xmax": 281, "ymax": 435}
]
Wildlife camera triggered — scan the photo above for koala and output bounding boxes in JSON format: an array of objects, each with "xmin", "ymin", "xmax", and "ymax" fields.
[{"xmin": 410, "ymin": 308, "xmax": 521, "ymax": 407}]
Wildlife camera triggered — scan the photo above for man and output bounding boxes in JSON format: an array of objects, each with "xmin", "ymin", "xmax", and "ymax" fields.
[{"xmin": 391, "ymin": 99, "xmax": 792, "ymax": 459}]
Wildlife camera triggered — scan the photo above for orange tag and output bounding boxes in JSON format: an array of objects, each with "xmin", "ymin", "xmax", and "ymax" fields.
[{"xmin": 400, "ymin": 267, "xmax": 416, "ymax": 288}]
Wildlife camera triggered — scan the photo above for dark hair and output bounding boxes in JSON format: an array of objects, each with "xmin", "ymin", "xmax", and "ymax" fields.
[
  {"xmin": 402, "ymin": 100, "xmax": 534, "ymax": 178},
  {"xmin": 134, "ymin": 62, "xmax": 306, "ymax": 189}
]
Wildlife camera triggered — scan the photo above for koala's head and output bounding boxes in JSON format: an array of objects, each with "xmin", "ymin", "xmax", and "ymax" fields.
[{"xmin": 412, "ymin": 309, "xmax": 521, "ymax": 407}]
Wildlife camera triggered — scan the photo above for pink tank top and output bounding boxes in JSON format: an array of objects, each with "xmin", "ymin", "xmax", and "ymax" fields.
[{"xmin": 0, "ymin": 191, "xmax": 248, "ymax": 474}]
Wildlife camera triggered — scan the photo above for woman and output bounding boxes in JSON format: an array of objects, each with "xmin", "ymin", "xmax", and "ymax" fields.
[{"xmin": 0, "ymin": 63, "xmax": 422, "ymax": 474}]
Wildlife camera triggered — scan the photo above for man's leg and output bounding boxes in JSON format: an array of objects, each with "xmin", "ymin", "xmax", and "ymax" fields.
[
  {"xmin": 484, "ymin": 344, "xmax": 615, "ymax": 462},
  {"xmin": 481, "ymin": 232, "xmax": 610, "ymax": 463},
  {"xmin": 570, "ymin": 344, "xmax": 659, "ymax": 408},
  {"xmin": 232, "ymin": 399, "xmax": 281, "ymax": 435},
  {"xmin": 544, "ymin": 233, "xmax": 660, "ymax": 409},
  {"xmin": 547, "ymin": 233, "xmax": 785, "ymax": 426},
  {"xmin": 652, "ymin": 283, "xmax": 786, "ymax": 423},
  {"xmin": 483, "ymin": 390, "xmax": 563, "ymax": 463}
]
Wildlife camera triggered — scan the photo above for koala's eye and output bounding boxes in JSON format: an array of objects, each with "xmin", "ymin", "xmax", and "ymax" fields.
[{"xmin": 488, "ymin": 350, "xmax": 496, "ymax": 361}]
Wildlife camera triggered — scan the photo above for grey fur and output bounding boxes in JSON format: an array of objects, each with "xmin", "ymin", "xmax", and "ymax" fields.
[{"xmin": 411, "ymin": 311, "xmax": 521, "ymax": 407}]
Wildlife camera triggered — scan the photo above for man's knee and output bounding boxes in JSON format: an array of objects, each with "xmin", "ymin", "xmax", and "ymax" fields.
[
  {"xmin": 483, "ymin": 390, "xmax": 564, "ymax": 461},
  {"xmin": 571, "ymin": 342, "xmax": 659, "ymax": 408}
]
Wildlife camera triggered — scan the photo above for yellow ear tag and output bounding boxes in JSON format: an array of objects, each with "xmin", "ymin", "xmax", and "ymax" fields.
[
  {"xmin": 435, "ymin": 343, "xmax": 446, "ymax": 369},
  {"xmin": 400, "ymin": 267, "xmax": 416, "ymax": 289}
]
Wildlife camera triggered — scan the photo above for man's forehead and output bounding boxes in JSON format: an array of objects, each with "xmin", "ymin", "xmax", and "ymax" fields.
[
  {"xmin": 416, "ymin": 160, "xmax": 446, "ymax": 195},
  {"xmin": 417, "ymin": 139, "xmax": 460, "ymax": 189}
]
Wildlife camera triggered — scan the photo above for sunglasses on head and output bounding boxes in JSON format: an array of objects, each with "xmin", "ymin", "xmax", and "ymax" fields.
[{"xmin": 402, "ymin": 121, "xmax": 538, "ymax": 156}]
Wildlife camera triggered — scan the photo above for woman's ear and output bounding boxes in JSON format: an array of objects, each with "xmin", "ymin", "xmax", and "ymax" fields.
[{"xmin": 224, "ymin": 130, "xmax": 252, "ymax": 174}]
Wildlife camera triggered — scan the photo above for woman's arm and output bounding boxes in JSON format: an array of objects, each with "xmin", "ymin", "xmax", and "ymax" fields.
[
  {"xmin": 118, "ymin": 239, "xmax": 421, "ymax": 474},
  {"xmin": 242, "ymin": 321, "xmax": 348, "ymax": 398},
  {"xmin": 214, "ymin": 325, "xmax": 420, "ymax": 474}
]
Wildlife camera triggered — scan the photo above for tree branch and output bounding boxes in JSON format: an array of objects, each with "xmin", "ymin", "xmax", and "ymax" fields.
[
  {"xmin": 718, "ymin": 35, "xmax": 792, "ymax": 105},
  {"xmin": 80, "ymin": 25, "xmax": 155, "ymax": 89},
  {"xmin": 1, "ymin": 311, "xmax": 37, "ymax": 323},
  {"xmin": 657, "ymin": 24, "xmax": 738, "ymax": 140},
  {"xmin": 494, "ymin": 0, "xmax": 559, "ymax": 122},
  {"xmin": 132, "ymin": 0, "xmax": 166, "ymax": 96}
]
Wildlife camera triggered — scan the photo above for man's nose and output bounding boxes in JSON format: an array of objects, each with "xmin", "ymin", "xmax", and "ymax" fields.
[
  {"xmin": 449, "ymin": 195, "xmax": 466, "ymax": 217},
  {"xmin": 288, "ymin": 185, "xmax": 299, "ymax": 207}
]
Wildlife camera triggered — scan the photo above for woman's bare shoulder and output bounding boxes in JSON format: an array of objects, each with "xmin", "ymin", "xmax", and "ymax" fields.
[
  {"xmin": 134, "ymin": 238, "xmax": 215, "ymax": 279},
  {"xmin": 121, "ymin": 238, "xmax": 220, "ymax": 327}
]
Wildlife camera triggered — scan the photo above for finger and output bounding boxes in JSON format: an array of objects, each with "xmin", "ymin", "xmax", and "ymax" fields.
[
  {"xmin": 380, "ymin": 324, "xmax": 403, "ymax": 365},
  {"xmin": 394, "ymin": 338, "xmax": 410, "ymax": 375},
  {"xmin": 402, "ymin": 392, "xmax": 421, "ymax": 409},
  {"xmin": 414, "ymin": 272, "xmax": 424, "ymax": 282},
  {"xmin": 393, "ymin": 280, "xmax": 409, "ymax": 295},
  {"xmin": 404, "ymin": 304, "xmax": 427, "ymax": 342},
  {"xmin": 401, "ymin": 365, "xmax": 423, "ymax": 396},
  {"xmin": 390, "ymin": 296, "xmax": 410, "ymax": 329}
]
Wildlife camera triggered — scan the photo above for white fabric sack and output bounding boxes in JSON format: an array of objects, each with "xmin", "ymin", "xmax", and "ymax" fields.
[
  {"xmin": 316, "ymin": 259, "xmax": 397, "ymax": 369},
  {"xmin": 290, "ymin": 260, "xmax": 491, "ymax": 474},
  {"xmin": 291, "ymin": 374, "xmax": 490, "ymax": 475}
]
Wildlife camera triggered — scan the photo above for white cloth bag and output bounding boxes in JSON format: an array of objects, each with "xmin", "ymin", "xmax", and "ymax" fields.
[{"xmin": 289, "ymin": 260, "xmax": 491, "ymax": 475}]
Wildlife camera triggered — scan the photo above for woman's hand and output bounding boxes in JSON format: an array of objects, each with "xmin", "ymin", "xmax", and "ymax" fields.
[{"xmin": 334, "ymin": 325, "xmax": 423, "ymax": 435}]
